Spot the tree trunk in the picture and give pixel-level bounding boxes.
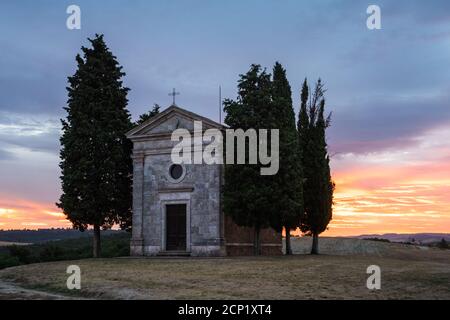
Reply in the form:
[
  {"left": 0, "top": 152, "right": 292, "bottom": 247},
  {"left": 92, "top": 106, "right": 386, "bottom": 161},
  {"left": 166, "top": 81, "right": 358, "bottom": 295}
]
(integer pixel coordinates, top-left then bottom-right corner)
[
  {"left": 254, "top": 227, "right": 261, "bottom": 256},
  {"left": 93, "top": 224, "right": 101, "bottom": 258},
  {"left": 311, "top": 233, "right": 319, "bottom": 255},
  {"left": 285, "top": 227, "right": 292, "bottom": 255}
]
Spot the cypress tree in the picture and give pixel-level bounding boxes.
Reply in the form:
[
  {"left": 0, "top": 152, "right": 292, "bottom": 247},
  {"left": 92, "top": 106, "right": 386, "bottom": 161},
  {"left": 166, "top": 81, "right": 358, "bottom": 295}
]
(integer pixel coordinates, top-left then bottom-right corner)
[
  {"left": 270, "top": 62, "right": 303, "bottom": 255},
  {"left": 298, "top": 79, "right": 334, "bottom": 254},
  {"left": 136, "top": 104, "right": 160, "bottom": 125},
  {"left": 58, "top": 34, "right": 132, "bottom": 258},
  {"left": 298, "top": 79, "right": 309, "bottom": 160},
  {"left": 223, "top": 64, "right": 275, "bottom": 255}
]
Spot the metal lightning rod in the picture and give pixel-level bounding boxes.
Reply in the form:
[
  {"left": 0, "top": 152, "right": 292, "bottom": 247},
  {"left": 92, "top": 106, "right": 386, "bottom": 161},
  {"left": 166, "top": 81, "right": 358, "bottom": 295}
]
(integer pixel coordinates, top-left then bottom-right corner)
[{"left": 219, "top": 85, "right": 222, "bottom": 124}]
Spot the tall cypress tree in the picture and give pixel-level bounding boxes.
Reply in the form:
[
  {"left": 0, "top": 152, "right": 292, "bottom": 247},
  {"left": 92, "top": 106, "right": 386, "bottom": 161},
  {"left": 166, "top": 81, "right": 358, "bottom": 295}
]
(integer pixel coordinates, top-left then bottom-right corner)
[
  {"left": 223, "top": 64, "right": 275, "bottom": 255},
  {"left": 58, "top": 34, "right": 132, "bottom": 258},
  {"left": 298, "top": 79, "right": 309, "bottom": 160},
  {"left": 270, "top": 62, "right": 303, "bottom": 255},
  {"left": 298, "top": 79, "right": 334, "bottom": 254}
]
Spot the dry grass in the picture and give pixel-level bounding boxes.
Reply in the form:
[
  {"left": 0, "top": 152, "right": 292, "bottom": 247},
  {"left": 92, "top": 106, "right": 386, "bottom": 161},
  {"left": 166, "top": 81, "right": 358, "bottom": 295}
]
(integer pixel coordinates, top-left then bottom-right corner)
[{"left": 0, "top": 238, "right": 449, "bottom": 300}]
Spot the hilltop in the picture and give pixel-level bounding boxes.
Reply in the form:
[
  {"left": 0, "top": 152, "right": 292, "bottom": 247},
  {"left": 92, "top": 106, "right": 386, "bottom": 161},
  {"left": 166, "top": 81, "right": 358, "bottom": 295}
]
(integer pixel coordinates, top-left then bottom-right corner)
[
  {"left": 0, "top": 237, "right": 448, "bottom": 299},
  {"left": 0, "top": 229, "right": 125, "bottom": 244},
  {"left": 351, "top": 233, "right": 450, "bottom": 244}
]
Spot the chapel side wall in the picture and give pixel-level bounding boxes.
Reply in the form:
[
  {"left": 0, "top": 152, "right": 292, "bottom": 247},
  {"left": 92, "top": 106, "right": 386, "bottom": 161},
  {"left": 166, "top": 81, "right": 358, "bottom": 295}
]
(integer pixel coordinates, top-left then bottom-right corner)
[{"left": 224, "top": 215, "right": 282, "bottom": 256}]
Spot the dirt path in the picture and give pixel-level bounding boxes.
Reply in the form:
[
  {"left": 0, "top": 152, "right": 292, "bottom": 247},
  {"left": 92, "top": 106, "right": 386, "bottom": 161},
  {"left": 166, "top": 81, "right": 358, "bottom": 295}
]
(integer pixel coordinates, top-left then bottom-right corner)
[{"left": 0, "top": 280, "right": 79, "bottom": 300}]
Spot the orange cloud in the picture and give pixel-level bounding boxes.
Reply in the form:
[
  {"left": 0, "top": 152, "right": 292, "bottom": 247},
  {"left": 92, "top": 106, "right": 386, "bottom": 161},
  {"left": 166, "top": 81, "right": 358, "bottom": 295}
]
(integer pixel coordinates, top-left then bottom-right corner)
[
  {"left": 0, "top": 194, "right": 71, "bottom": 230},
  {"left": 322, "top": 126, "right": 450, "bottom": 236}
]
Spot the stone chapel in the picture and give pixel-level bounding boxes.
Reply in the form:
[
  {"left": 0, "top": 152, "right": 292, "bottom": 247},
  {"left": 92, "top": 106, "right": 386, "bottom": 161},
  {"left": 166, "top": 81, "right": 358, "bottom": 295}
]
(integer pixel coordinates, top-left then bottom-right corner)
[{"left": 126, "top": 105, "right": 281, "bottom": 256}]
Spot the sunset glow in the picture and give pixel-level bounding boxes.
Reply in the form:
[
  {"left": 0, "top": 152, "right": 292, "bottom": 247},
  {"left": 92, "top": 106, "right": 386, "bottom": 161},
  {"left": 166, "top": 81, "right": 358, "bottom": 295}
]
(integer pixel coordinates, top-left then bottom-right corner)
[
  {"left": 1, "top": 1, "right": 449, "bottom": 237},
  {"left": 1, "top": 127, "right": 449, "bottom": 235},
  {"left": 0, "top": 195, "right": 70, "bottom": 230},
  {"left": 324, "top": 126, "right": 450, "bottom": 236},
  {"left": 1, "top": 127, "right": 450, "bottom": 234}
]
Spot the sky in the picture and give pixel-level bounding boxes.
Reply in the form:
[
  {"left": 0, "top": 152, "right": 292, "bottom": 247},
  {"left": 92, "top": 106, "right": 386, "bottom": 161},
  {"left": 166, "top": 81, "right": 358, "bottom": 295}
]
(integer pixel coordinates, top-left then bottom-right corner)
[{"left": 0, "top": 0, "right": 449, "bottom": 235}]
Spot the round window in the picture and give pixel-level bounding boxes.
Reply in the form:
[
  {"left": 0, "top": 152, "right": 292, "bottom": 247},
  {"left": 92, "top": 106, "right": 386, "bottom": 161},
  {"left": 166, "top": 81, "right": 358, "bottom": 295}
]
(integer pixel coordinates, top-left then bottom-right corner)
[{"left": 169, "top": 164, "right": 183, "bottom": 180}]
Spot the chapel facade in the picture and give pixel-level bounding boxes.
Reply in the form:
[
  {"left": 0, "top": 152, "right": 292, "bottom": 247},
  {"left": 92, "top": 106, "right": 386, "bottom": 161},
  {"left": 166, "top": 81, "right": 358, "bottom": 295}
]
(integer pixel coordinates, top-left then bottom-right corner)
[{"left": 126, "top": 105, "right": 281, "bottom": 256}]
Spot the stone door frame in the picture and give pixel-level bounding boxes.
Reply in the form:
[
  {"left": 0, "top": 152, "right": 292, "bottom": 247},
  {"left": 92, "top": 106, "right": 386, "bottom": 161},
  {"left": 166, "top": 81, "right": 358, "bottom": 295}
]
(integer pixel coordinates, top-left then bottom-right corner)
[{"left": 160, "top": 195, "right": 191, "bottom": 253}]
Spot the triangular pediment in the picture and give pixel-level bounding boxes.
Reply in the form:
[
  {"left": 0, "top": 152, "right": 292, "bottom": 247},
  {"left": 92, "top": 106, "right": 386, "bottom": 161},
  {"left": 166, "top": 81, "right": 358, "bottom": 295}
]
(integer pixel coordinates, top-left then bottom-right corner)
[{"left": 126, "top": 105, "right": 224, "bottom": 139}]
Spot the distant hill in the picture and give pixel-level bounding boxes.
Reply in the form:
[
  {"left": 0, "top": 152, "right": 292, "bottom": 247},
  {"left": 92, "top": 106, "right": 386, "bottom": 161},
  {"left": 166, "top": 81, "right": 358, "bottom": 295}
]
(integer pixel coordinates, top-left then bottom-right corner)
[
  {"left": 351, "top": 233, "right": 450, "bottom": 244},
  {"left": 288, "top": 237, "right": 450, "bottom": 262},
  {"left": 0, "top": 228, "right": 125, "bottom": 244},
  {"left": 0, "top": 232, "right": 131, "bottom": 269}
]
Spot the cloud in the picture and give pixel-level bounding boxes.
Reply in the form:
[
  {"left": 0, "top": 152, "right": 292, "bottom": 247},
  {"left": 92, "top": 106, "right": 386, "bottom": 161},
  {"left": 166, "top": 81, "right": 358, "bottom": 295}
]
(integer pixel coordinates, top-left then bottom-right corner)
[
  {"left": 0, "top": 148, "right": 15, "bottom": 161},
  {"left": 324, "top": 127, "right": 450, "bottom": 235},
  {"left": 1, "top": 0, "right": 450, "bottom": 234},
  {"left": 0, "top": 195, "right": 70, "bottom": 230},
  {"left": 383, "top": 0, "right": 450, "bottom": 26},
  {"left": 328, "top": 92, "right": 450, "bottom": 155},
  {"left": 0, "top": 112, "right": 60, "bottom": 154}
]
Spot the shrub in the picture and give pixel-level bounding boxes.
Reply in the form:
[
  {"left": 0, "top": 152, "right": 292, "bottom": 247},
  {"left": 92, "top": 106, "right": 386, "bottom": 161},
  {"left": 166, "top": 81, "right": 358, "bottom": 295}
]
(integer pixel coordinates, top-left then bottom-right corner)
[
  {"left": 364, "top": 237, "right": 390, "bottom": 243},
  {"left": 0, "top": 254, "right": 21, "bottom": 269},
  {"left": 437, "top": 238, "right": 449, "bottom": 249},
  {"left": 8, "top": 245, "right": 32, "bottom": 264},
  {"left": 39, "top": 244, "right": 64, "bottom": 261}
]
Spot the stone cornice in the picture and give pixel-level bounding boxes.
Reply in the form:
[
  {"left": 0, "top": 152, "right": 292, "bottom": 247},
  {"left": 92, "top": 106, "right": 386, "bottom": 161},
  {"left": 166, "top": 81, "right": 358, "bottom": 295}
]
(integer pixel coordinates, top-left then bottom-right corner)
[{"left": 158, "top": 187, "right": 194, "bottom": 193}]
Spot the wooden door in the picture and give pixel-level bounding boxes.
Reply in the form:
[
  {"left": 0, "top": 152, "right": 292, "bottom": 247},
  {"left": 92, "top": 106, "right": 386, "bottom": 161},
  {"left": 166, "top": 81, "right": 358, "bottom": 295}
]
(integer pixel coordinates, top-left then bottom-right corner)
[{"left": 166, "top": 204, "right": 187, "bottom": 251}]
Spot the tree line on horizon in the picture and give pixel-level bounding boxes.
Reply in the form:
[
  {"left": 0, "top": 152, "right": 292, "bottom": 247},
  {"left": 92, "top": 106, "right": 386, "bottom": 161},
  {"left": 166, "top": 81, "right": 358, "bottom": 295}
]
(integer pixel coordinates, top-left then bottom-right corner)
[{"left": 58, "top": 34, "right": 334, "bottom": 257}]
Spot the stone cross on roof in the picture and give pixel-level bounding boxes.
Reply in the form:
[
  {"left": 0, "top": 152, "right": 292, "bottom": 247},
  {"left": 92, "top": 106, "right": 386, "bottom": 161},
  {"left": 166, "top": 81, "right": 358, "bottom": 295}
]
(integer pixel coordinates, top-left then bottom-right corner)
[{"left": 168, "top": 88, "right": 180, "bottom": 105}]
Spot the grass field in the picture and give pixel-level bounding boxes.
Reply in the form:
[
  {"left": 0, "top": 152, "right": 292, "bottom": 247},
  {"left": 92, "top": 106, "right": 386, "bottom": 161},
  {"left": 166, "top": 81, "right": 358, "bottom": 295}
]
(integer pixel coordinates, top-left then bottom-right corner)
[{"left": 0, "top": 237, "right": 449, "bottom": 300}]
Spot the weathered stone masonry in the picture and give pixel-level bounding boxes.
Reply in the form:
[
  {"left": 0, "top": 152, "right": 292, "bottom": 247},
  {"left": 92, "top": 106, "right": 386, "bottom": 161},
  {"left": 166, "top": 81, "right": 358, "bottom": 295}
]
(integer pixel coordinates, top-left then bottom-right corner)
[{"left": 126, "top": 105, "right": 281, "bottom": 256}]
